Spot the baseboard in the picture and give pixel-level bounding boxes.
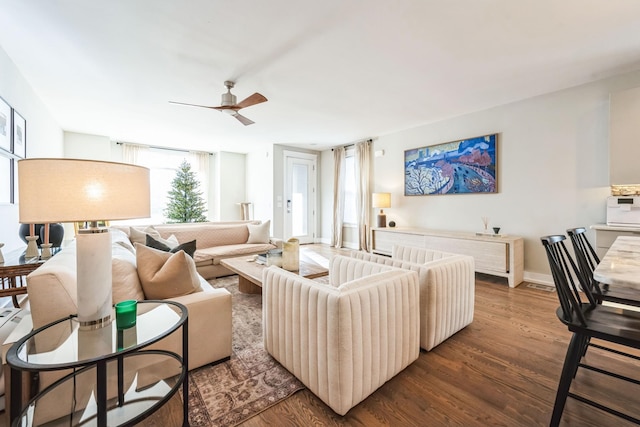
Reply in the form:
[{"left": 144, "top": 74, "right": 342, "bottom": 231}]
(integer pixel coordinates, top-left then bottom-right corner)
[{"left": 523, "top": 271, "right": 554, "bottom": 288}]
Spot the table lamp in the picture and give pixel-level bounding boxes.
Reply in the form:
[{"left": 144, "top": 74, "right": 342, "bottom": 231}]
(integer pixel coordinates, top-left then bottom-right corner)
[
  {"left": 372, "top": 192, "right": 391, "bottom": 228},
  {"left": 18, "top": 158, "right": 150, "bottom": 329}
]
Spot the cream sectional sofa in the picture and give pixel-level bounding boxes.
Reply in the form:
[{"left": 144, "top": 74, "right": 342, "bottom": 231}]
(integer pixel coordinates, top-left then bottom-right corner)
[
  {"left": 113, "top": 220, "right": 279, "bottom": 279},
  {"left": 350, "top": 245, "right": 475, "bottom": 351},
  {"left": 26, "top": 227, "right": 232, "bottom": 370}
]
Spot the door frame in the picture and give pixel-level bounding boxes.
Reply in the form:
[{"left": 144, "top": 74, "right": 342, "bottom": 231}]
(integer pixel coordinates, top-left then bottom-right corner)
[{"left": 283, "top": 150, "right": 317, "bottom": 243}]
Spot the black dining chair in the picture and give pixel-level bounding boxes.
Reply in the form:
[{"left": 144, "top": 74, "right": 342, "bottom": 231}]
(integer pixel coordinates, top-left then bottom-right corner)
[
  {"left": 541, "top": 234, "right": 640, "bottom": 426},
  {"left": 567, "top": 227, "right": 640, "bottom": 307}
]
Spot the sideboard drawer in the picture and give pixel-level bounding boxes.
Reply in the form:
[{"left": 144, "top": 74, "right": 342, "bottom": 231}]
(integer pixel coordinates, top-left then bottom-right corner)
[{"left": 424, "top": 236, "right": 508, "bottom": 273}]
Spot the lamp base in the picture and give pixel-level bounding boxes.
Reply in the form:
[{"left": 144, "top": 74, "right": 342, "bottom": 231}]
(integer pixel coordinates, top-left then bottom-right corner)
[
  {"left": 377, "top": 212, "right": 387, "bottom": 228},
  {"left": 25, "top": 236, "right": 39, "bottom": 258},
  {"left": 77, "top": 228, "right": 113, "bottom": 329}
]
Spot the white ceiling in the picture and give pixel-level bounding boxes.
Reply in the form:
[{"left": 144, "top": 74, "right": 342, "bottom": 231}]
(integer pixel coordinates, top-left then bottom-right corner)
[{"left": 1, "top": 0, "right": 640, "bottom": 154}]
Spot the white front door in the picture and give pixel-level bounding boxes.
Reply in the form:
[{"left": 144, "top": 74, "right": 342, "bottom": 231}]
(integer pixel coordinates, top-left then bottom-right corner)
[{"left": 284, "top": 152, "right": 317, "bottom": 243}]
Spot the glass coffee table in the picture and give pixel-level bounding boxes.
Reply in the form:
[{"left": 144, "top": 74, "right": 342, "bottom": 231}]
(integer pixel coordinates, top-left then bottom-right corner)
[{"left": 6, "top": 300, "right": 188, "bottom": 427}]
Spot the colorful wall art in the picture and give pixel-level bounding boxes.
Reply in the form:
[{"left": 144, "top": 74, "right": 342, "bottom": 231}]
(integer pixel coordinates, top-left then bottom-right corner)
[{"left": 404, "top": 134, "right": 497, "bottom": 196}]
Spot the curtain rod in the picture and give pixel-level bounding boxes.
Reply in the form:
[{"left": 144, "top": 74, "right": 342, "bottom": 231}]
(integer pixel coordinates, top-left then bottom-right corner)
[
  {"left": 116, "top": 141, "right": 213, "bottom": 155},
  {"left": 331, "top": 138, "right": 373, "bottom": 151}
]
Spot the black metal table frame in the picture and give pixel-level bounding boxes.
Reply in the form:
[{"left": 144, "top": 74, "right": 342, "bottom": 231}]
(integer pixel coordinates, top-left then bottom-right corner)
[{"left": 6, "top": 300, "right": 189, "bottom": 427}]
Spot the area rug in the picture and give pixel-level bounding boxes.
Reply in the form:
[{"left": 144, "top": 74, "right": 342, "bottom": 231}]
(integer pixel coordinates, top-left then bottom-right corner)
[{"left": 184, "top": 276, "right": 305, "bottom": 426}]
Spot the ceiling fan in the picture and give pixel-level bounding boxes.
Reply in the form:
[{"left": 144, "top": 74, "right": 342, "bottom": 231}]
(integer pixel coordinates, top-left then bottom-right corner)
[{"left": 170, "top": 81, "right": 267, "bottom": 126}]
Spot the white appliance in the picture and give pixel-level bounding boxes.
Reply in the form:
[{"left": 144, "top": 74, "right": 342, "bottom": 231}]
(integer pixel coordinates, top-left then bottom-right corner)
[{"left": 606, "top": 196, "right": 640, "bottom": 226}]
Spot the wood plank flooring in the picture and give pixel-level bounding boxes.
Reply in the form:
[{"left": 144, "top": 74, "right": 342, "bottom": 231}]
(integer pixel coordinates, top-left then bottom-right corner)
[{"left": 19, "top": 244, "right": 637, "bottom": 427}]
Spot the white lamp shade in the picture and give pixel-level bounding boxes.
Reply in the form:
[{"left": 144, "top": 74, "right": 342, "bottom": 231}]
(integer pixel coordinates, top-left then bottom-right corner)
[
  {"left": 18, "top": 158, "right": 150, "bottom": 328},
  {"left": 372, "top": 192, "right": 391, "bottom": 209},
  {"left": 18, "top": 158, "right": 150, "bottom": 223}
]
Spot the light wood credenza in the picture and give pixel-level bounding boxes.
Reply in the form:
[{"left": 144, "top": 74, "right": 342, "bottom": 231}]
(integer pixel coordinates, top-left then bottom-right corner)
[{"left": 371, "top": 227, "right": 524, "bottom": 287}]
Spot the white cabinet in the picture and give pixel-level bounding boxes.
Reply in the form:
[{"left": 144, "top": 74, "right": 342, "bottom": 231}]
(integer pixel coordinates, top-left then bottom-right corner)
[
  {"left": 610, "top": 86, "right": 640, "bottom": 185},
  {"left": 592, "top": 224, "right": 640, "bottom": 259},
  {"left": 371, "top": 227, "right": 524, "bottom": 287}
]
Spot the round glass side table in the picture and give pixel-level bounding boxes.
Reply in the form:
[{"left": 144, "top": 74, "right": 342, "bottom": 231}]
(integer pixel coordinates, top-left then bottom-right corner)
[{"left": 6, "top": 300, "right": 188, "bottom": 427}]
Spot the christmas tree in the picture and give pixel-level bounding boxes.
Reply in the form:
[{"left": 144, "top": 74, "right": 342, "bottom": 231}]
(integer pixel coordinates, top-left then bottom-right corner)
[{"left": 164, "top": 160, "right": 207, "bottom": 223}]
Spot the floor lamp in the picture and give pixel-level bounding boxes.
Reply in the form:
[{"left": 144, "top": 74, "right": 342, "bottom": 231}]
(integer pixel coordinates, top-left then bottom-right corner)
[
  {"left": 372, "top": 192, "right": 391, "bottom": 228},
  {"left": 18, "top": 158, "right": 150, "bottom": 329}
]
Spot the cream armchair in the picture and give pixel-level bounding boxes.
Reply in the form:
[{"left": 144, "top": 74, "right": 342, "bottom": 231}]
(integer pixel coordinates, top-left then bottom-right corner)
[
  {"left": 262, "top": 255, "right": 420, "bottom": 416},
  {"left": 351, "top": 245, "right": 475, "bottom": 351}
]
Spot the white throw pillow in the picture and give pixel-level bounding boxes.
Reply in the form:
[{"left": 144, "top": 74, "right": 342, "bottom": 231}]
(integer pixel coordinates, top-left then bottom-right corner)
[
  {"left": 129, "top": 226, "right": 162, "bottom": 245},
  {"left": 247, "top": 220, "right": 271, "bottom": 244}
]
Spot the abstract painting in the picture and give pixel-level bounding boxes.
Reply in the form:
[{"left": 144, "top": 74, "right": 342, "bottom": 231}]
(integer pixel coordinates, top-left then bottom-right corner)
[{"left": 405, "top": 134, "right": 497, "bottom": 195}]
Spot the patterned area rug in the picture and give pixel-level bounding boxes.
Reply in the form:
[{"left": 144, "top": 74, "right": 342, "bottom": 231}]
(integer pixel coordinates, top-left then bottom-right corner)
[{"left": 185, "top": 276, "right": 305, "bottom": 426}]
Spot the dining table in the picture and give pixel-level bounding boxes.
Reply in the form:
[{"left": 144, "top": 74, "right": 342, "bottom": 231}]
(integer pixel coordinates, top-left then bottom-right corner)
[{"left": 593, "top": 235, "right": 640, "bottom": 289}]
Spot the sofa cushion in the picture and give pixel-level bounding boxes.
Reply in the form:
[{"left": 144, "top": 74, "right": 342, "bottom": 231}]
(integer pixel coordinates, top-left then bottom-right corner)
[
  {"left": 247, "top": 220, "right": 270, "bottom": 244},
  {"left": 112, "top": 257, "right": 145, "bottom": 303},
  {"left": 194, "top": 243, "right": 276, "bottom": 264},
  {"left": 145, "top": 234, "right": 196, "bottom": 258},
  {"left": 135, "top": 243, "right": 201, "bottom": 299},
  {"left": 155, "top": 223, "right": 251, "bottom": 249}
]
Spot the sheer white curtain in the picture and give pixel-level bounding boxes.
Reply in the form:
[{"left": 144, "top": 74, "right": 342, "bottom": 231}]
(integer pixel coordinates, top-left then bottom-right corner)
[
  {"left": 190, "top": 151, "right": 210, "bottom": 205},
  {"left": 355, "top": 140, "right": 371, "bottom": 251},
  {"left": 121, "top": 143, "right": 149, "bottom": 165},
  {"left": 332, "top": 147, "right": 346, "bottom": 248}
]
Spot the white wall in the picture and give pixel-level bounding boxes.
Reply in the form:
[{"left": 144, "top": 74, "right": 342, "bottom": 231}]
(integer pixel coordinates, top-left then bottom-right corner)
[
  {"left": 64, "top": 132, "right": 112, "bottom": 160},
  {"left": 321, "top": 69, "right": 640, "bottom": 282},
  {"left": 246, "top": 147, "right": 274, "bottom": 224},
  {"left": 216, "top": 151, "right": 246, "bottom": 220},
  {"left": 0, "top": 46, "right": 63, "bottom": 252}
]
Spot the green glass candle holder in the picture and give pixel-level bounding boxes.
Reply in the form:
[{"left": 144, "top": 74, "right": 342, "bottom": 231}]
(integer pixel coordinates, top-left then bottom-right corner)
[{"left": 115, "top": 300, "right": 137, "bottom": 330}]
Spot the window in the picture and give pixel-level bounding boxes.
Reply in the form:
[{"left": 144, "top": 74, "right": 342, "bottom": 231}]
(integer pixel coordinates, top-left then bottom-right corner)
[
  {"left": 343, "top": 148, "right": 357, "bottom": 225},
  {"left": 116, "top": 147, "right": 209, "bottom": 225}
]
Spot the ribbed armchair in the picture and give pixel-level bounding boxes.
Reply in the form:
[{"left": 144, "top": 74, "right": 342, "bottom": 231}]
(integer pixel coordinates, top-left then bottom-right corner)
[
  {"left": 351, "top": 245, "right": 475, "bottom": 351},
  {"left": 262, "top": 255, "right": 420, "bottom": 416}
]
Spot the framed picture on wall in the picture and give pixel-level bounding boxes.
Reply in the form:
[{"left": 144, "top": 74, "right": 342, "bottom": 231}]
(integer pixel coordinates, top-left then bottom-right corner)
[
  {"left": 0, "top": 96, "right": 11, "bottom": 154},
  {"left": 12, "top": 109, "right": 26, "bottom": 158},
  {"left": 404, "top": 133, "right": 498, "bottom": 196},
  {"left": 0, "top": 154, "right": 11, "bottom": 204}
]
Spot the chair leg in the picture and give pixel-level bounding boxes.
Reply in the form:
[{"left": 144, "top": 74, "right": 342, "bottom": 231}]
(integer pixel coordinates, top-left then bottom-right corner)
[
  {"left": 575, "top": 335, "right": 590, "bottom": 378},
  {"left": 551, "top": 333, "right": 585, "bottom": 427}
]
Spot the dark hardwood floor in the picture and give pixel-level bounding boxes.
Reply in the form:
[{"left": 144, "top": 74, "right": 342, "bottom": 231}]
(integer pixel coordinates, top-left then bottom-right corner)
[{"left": 11, "top": 244, "right": 636, "bottom": 427}]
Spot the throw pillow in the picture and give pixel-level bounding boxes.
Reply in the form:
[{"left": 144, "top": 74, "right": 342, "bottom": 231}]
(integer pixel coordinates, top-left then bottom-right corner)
[
  {"left": 129, "top": 226, "right": 161, "bottom": 245},
  {"left": 247, "top": 220, "right": 271, "bottom": 244},
  {"left": 145, "top": 235, "right": 196, "bottom": 258},
  {"left": 135, "top": 243, "right": 201, "bottom": 300}
]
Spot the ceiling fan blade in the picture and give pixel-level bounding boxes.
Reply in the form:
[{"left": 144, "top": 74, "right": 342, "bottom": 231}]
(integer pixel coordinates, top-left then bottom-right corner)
[
  {"left": 232, "top": 112, "right": 255, "bottom": 126},
  {"left": 169, "top": 101, "right": 218, "bottom": 109},
  {"left": 236, "top": 93, "right": 267, "bottom": 109}
]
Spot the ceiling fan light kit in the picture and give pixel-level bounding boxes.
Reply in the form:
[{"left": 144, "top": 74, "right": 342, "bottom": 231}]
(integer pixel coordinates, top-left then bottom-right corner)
[{"left": 170, "top": 80, "right": 267, "bottom": 126}]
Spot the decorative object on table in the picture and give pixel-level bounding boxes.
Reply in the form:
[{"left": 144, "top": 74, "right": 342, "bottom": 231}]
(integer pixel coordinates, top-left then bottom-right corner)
[
  {"left": 282, "top": 238, "right": 300, "bottom": 271},
  {"left": 0, "top": 96, "right": 12, "bottom": 153},
  {"left": 481, "top": 216, "right": 489, "bottom": 232},
  {"left": 493, "top": 227, "right": 501, "bottom": 235},
  {"left": 0, "top": 242, "right": 4, "bottom": 264},
  {"left": 372, "top": 192, "right": 391, "bottom": 228},
  {"left": 389, "top": 220, "right": 396, "bottom": 228},
  {"left": 405, "top": 133, "right": 497, "bottom": 196},
  {"left": 24, "top": 223, "right": 39, "bottom": 259},
  {"left": 11, "top": 109, "right": 26, "bottom": 159},
  {"left": 19, "top": 223, "right": 65, "bottom": 248},
  {"left": 18, "top": 158, "right": 150, "bottom": 329},
  {"left": 39, "top": 223, "right": 64, "bottom": 247},
  {"left": 115, "top": 299, "right": 137, "bottom": 330},
  {"left": 266, "top": 249, "right": 283, "bottom": 267}
]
